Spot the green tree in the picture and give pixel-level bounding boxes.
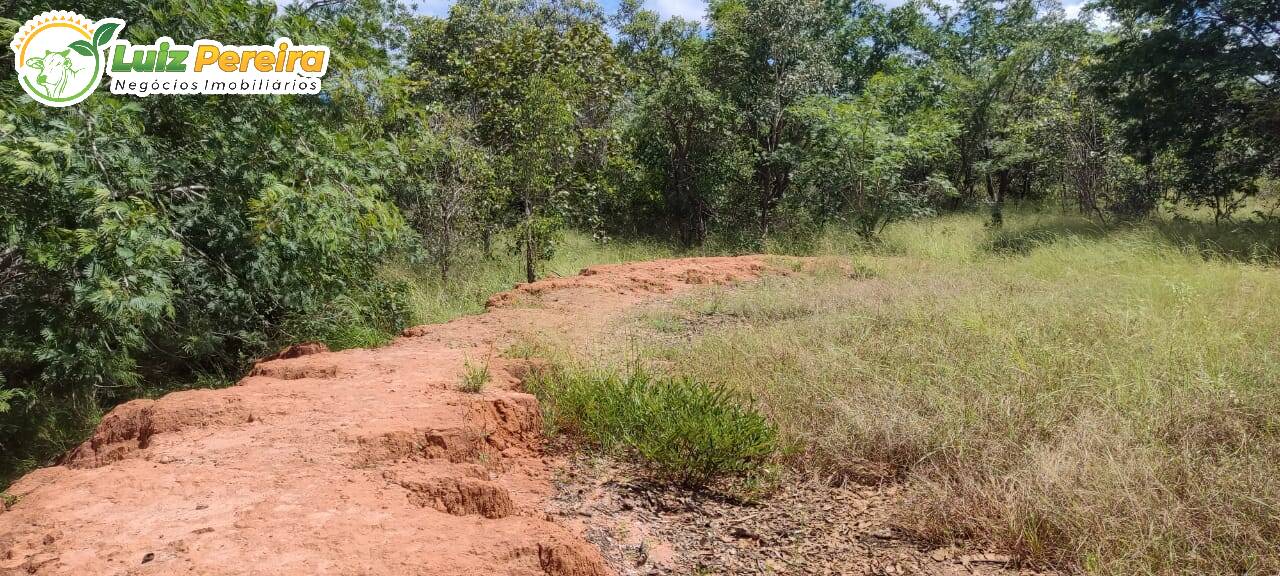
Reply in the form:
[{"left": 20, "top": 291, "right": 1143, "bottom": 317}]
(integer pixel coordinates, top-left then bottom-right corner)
[
  {"left": 704, "top": 0, "right": 840, "bottom": 242},
  {"left": 831, "top": 0, "right": 930, "bottom": 93},
  {"left": 922, "top": 0, "right": 1088, "bottom": 225},
  {"left": 385, "top": 103, "right": 495, "bottom": 280},
  {"left": 408, "top": 0, "right": 623, "bottom": 281},
  {"left": 614, "top": 0, "right": 748, "bottom": 246},
  {"left": 791, "top": 83, "right": 955, "bottom": 239},
  {"left": 1092, "top": 0, "right": 1280, "bottom": 222}
]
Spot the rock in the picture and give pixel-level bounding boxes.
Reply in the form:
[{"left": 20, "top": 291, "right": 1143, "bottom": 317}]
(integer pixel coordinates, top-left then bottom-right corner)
[{"left": 961, "top": 553, "right": 1012, "bottom": 564}]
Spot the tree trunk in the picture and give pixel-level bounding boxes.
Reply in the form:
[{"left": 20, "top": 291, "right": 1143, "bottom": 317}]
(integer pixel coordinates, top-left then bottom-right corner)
[
  {"left": 692, "top": 198, "right": 707, "bottom": 246},
  {"left": 757, "top": 112, "right": 790, "bottom": 247},
  {"left": 523, "top": 198, "right": 536, "bottom": 284},
  {"left": 439, "top": 222, "right": 452, "bottom": 282},
  {"left": 986, "top": 172, "right": 1003, "bottom": 227},
  {"left": 759, "top": 197, "right": 771, "bottom": 246},
  {"left": 757, "top": 164, "right": 788, "bottom": 247}
]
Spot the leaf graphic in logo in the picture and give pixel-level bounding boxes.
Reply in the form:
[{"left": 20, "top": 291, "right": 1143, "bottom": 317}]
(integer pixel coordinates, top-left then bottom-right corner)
[
  {"left": 69, "top": 40, "right": 95, "bottom": 57},
  {"left": 92, "top": 22, "right": 120, "bottom": 47}
]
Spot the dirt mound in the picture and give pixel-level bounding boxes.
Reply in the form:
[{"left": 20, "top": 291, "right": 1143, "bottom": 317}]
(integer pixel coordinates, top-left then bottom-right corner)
[
  {"left": 0, "top": 256, "right": 782, "bottom": 576},
  {"left": 64, "top": 391, "right": 256, "bottom": 470},
  {"left": 484, "top": 257, "right": 773, "bottom": 309}
]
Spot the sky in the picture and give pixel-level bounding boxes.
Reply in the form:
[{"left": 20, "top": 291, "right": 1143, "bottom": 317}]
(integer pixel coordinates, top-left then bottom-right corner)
[{"left": 410, "top": 0, "right": 1098, "bottom": 25}]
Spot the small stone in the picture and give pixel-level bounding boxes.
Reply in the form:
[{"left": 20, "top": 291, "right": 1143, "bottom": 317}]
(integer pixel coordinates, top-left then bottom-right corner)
[{"left": 961, "top": 553, "right": 1011, "bottom": 564}]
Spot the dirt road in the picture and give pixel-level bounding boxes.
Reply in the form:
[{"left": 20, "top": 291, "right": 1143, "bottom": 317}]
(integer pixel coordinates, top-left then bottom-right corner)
[{"left": 0, "top": 256, "right": 783, "bottom": 576}]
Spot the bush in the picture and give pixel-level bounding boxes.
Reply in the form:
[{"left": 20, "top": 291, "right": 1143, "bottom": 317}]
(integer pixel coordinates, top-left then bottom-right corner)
[
  {"left": 528, "top": 368, "right": 777, "bottom": 487},
  {"left": 0, "top": 0, "right": 416, "bottom": 483}
]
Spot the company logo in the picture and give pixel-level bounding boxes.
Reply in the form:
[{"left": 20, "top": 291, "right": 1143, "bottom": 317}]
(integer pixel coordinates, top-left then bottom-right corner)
[
  {"left": 10, "top": 11, "right": 120, "bottom": 107},
  {"left": 10, "top": 11, "right": 332, "bottom": 107}
]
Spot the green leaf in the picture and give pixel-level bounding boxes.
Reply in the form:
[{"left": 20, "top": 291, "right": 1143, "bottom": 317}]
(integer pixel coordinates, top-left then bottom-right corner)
[
  {"left": 92, "top": 22, "right": 120, "bottom": 47},
  {"left": 68, "top": 40, "right": 94, "bottom": 57}
]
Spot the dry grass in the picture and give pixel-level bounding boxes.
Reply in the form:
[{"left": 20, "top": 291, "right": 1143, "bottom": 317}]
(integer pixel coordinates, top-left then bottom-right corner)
[{"left": 620, "top": 211, "right": 1280, "bottom": 575}]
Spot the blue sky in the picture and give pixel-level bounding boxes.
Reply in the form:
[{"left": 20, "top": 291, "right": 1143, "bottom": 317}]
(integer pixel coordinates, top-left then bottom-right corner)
[{"left": 410, "top": 0, "right": 1097, "bottom": 24}]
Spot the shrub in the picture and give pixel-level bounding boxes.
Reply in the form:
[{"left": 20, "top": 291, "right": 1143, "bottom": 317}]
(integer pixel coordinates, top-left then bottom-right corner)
[
  {"left": 0, "top": 0, "right": 416, "bottom": 483},
  {"left": 528, "top": 368, "right": 777, "bottom": 487}
]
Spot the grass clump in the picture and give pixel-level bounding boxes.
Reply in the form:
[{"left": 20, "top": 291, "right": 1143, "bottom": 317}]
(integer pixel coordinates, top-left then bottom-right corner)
[
  {"left": 527, "top": 368, "right": 777, "bottom": 488},
  {"left": 459, "top": 361, "right": 490, "bottom": 393}
]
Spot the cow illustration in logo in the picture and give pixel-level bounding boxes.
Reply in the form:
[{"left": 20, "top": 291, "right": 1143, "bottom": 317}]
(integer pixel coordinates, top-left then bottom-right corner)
[
  {"left": 9, "top": 11, "right": 123, "bottom": 107},
  {"left": 27, "top": 49, "right": 81, "bottom": 96}
]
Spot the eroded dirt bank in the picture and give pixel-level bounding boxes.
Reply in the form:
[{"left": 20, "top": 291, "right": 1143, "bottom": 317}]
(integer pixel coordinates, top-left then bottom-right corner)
[{"left": 0, "top": 257, "right": 783, "bottom": 576}]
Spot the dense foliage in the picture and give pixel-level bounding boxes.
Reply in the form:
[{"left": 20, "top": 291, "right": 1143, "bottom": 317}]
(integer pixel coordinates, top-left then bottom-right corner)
[
  {"left": 1, "top": 0, "right": 416, "bottom": 477},
  {"left": 1093, "top": 0, "right": 1280, "bottom": 222},
  {"left": 1, "top": 0, "right": 1276, "bottom": 501}
]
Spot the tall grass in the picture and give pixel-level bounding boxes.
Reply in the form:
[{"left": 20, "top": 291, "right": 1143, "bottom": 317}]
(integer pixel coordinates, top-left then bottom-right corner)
[{"left": 621, "top": 212, "right": 1280, "bottom": 575}]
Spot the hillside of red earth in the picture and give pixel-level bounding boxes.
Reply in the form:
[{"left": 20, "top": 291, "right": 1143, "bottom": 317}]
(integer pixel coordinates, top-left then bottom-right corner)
[{"left": 0, "top": 256, "right": 1043, "bottom": 576}]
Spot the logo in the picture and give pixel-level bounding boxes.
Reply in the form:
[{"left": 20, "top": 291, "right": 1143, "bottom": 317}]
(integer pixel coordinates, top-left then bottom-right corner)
[
  {"left": 10, "top": 11, "right": 121, "bottom": 107},
  {"left": 11, "top": 11, "right": 332, "bottom": 107}
]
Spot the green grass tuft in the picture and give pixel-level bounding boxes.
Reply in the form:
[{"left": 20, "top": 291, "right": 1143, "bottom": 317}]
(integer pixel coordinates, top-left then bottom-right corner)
[
  {"left": 459, "top": 361, "right": 490, "bottom": 393},
  {"left": 527, "top": 368, "right": 777, "bottom": 488}
]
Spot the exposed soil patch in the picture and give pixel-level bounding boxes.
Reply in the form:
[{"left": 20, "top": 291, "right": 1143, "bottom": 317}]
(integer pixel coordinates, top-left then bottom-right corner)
[
  {"left": 0, "top": 256, "right": 785, "bottom": 576},
  {"left": 549, "top": 455, "right": 1053, "bottom": 576}
]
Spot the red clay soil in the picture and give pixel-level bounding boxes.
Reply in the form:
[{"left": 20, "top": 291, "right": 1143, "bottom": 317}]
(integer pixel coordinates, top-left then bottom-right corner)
[{"left": 0, "top": 256, "right": 784, "bottom": 576}]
